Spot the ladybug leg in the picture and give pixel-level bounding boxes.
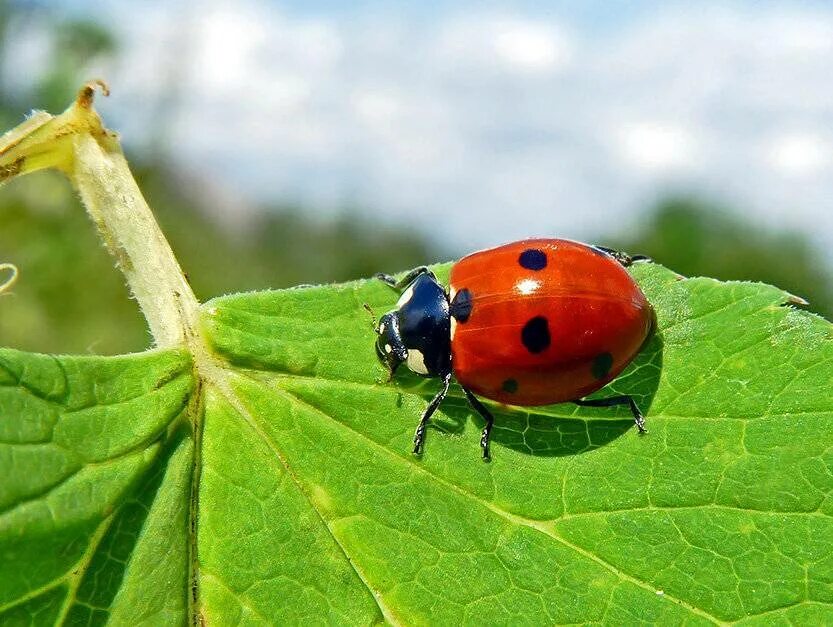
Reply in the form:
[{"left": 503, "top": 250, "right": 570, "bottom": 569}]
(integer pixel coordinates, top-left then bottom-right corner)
[
  {"left": 573, "top": 396, "right": 647, "bottom": 433},
  {"left": 375, "top": 266, "right": 436, "bottom": 290},
  {"left": 413, "top": 372, "right": 452, "bottom": 455},
  {"left": 462, "top": 387, "right": 495, "bottom": 461},
  {"left": 593, "top": 246, "right": 652, "bottom": 267}
]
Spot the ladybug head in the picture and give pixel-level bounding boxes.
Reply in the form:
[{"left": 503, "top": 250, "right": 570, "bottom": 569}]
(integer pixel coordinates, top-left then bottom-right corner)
[
  {"left": 375, "top": 312, "right": 408, "bottom": 375},
  {"left": 373, "top": 273, "right": 452, "bottom": 379}
]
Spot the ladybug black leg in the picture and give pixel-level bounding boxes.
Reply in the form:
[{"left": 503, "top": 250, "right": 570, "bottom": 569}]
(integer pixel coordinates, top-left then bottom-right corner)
[
  {"left": 593, "top": 246, "right": 652, "bottom": 268},
  {"left": 573, "top": 396, "right": 647, "bottom": 433},
  {"left": 375, "top": 266, "right": 436, "bottom": 290},
  {"left": 462, "top": 387, "right": 495, "bottom": 460},
  {"left": 413, "top": 372, "right": 452, "bottom": 455}
]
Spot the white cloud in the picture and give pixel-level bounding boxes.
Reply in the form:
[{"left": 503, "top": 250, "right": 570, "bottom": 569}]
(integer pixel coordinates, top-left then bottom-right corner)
[
  {"left": 84, "top": 1, "right": 833, "bottom": 253},
  {"left": 194, "top": 7, "right": 267, "bottom": 90},
  {"left": 619, "top": 122, "right": 698, "bottom": 172},
  {"left": 766, "top": 133, "right": 830, "bottom": 177},
  {"left": 493, "top": 21, "right": 572, "bottom": 72},
  {"left": 435, "top": 15, "right": 573, "bottom": 76}
]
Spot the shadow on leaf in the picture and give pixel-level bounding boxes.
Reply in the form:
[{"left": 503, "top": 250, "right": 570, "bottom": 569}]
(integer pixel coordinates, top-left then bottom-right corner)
[{"left": 415, "top": 330, "right": 664, "bottom": 457}]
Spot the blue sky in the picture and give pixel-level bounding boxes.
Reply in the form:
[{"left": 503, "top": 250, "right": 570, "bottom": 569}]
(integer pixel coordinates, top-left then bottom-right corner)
[
  {"left": 24, "top": 0, "right": 833, "bottom": 253},
  {"left": 274, "top": 1, "right": 833, "bottom": 34}
]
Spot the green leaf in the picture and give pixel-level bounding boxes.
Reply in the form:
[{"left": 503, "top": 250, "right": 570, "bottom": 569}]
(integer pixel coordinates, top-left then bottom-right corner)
[
  {"left": 0, "top": 350, "right": 193, "bottom": 625},
  {"left": 7, "top": 261, "right": 830, "bottom": 624},
  {"left": 191, "top": 263, "right": 833, "bottom": 624}
]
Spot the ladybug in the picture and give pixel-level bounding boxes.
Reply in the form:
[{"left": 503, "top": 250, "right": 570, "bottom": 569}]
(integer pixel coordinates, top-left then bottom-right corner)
[{"left": 370, "top": 238, "right": 654, "bottom": 459}]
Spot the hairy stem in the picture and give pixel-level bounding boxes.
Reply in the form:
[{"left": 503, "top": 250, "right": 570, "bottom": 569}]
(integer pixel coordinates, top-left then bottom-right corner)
[{"left": 0, "top": 82, "right": 198, "bottom": 348}]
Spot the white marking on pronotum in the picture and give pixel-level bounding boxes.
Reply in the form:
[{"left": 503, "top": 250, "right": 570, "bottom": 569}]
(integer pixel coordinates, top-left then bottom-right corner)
[
  {"left": 450, "top": 316, "right": 457, "bottom": 340},
  {"left": 397, "top": 284, "right": 416, "bottom": 308},
  {"left": 406, "top": 349, "right": 429, "bottom": 375},
  {"left": 379, "top": 322, "right": 386, "bottom": 334},
  {"left": 384, "top": 344, "right": 392, "bottom": 353}
]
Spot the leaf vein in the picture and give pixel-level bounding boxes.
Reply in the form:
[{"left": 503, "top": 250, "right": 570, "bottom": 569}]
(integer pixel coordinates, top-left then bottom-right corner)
[{"left": 206, "top": 376, "right": 399, "bottom": 626}]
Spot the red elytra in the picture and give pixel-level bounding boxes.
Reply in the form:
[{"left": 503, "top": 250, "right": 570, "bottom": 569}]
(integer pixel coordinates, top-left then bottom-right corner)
[
  {"left": 449, "top": 238, "right": 654, "bottom": 405},
  {"left": 371, "top": 237, "right": 655, "bottom": 459}
]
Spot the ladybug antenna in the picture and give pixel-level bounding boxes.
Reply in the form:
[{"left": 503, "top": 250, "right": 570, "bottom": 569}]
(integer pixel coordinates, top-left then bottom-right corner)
[{"left": 362, "top": 303, "right": 378, "bottom": 330}]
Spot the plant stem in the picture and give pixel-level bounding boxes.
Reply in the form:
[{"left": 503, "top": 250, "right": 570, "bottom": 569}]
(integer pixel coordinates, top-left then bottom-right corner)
[{"left": 0, "top": 82, "right": 199, "bottom": 348}]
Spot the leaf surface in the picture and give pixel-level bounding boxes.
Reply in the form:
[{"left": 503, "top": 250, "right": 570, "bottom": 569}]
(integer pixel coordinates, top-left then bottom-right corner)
[
  {"left": 0, "top": 349, "right": 193, "bottom": 624},
  {"left": 2, "top": 263, "right": 833, "bottom": 625}
]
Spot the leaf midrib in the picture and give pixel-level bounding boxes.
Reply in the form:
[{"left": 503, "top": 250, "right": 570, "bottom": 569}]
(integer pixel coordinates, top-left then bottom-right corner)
[{"left": 201, "top": 370, "right": 396, "bottom": 626}]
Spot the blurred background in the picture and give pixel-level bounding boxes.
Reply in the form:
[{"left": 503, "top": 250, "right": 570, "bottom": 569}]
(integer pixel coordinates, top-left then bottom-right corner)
[{"left": 1, "top": 0, "right": 832, "bottom": 354}]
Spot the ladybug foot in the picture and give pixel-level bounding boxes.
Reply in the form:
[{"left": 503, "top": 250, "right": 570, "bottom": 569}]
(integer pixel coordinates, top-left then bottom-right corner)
[
  {"left": 573, "top": 395, "right": 648, "bottom": 434},
  {"left": 480, "top": 433, "right": 491, "bottom": 461},
  {"left": 462, "top": 387, "right": 496, "bottom": 461},
  {"left": 413, "top": 428, "right": 425, "bottom": 455}
]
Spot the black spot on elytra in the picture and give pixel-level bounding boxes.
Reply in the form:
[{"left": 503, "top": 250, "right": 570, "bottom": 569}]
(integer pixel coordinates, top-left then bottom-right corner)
[
  {"left": 521, "top": 316, "right": 550, "bottom": 354},
  {"left": 451, "top": 288, "right": 473, "bottom": 322},
  {"left": 501, "top": 378, "right": 518, "bottom": 393},
  {"left": 592, "top": 352, "right": 614, "bottom": 380},
  {"left": 518, "top": 248, "right": 547, "bottom": 271}
]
